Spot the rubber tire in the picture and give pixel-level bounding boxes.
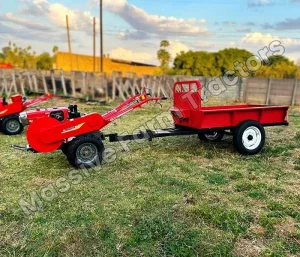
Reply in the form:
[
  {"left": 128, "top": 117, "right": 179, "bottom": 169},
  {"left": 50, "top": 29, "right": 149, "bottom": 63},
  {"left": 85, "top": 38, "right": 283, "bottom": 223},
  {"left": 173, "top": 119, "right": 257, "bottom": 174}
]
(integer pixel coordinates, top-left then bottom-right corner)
[
  {"left": 198, "top": 131, "right": 225, "bottom": 142},
  {"left": 233, "top": 120, "right": 265, "bottom": 155},
  {"left": 1, "top": 114, "right": 24, "bottom": 135},
  {"left": 66, "top": 133, "right": 104, "bottom": 169},
  {"left": 60, "top": 143, "right": 69, "bottom": 156}
]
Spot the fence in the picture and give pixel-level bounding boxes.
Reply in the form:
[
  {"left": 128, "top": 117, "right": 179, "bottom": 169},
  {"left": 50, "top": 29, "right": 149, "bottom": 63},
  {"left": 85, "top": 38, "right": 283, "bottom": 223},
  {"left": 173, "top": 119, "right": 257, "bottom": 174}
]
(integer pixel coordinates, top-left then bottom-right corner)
[{"left": 0, "top": 69, "right": 299, "bottom": 105}]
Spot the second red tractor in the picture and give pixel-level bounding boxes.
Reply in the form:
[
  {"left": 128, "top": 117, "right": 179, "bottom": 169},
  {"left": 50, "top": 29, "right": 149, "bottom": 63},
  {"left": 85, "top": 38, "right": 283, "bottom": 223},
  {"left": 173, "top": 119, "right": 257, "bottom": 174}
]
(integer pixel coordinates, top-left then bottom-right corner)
[{"left": 0, "top": 93, "right": 53, "bottom": 135}]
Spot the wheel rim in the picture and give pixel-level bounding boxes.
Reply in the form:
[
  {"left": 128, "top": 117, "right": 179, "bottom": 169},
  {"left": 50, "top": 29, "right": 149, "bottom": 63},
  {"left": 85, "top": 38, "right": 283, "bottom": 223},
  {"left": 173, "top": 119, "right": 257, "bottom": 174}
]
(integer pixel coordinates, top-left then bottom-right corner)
[
  {"left": 205, "top": 132, "right": 220, "bottom": 141},
  {"left": 242, "top": 126, "right": 262, "bottom": 150},
  {"left": 6, "top": 119, "right": 21, "bottom": 133},
  {"left": 76, "top": 143, "right": 98, "bottom": 165}
]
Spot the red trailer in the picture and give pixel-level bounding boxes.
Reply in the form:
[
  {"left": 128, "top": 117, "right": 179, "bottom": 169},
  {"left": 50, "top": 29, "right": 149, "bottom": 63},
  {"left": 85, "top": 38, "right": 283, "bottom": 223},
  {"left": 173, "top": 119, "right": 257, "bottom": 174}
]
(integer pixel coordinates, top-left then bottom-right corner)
[{"left": 14, "top": 81, "right": 289, "bottom": 168}]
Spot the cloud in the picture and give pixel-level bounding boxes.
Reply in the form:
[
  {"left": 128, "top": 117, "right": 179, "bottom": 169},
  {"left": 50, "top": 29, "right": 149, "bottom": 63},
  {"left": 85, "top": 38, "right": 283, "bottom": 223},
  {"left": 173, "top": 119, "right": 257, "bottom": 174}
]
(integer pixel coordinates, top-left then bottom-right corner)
[
  {"left": 20, "top": 0, "right": 96, "bottom": 32},
  {"left": 118, "top": 30, "right": 151, "bottom": 40},
  {"left": 0, "top": 21, "right": 65, "bottom": 42},
  {"left": 99, "top": 0, "right": 208, "bottom": 37},
  {"left": 263, "top": 17, "right": 300, "bottom": 30},
  {"left": 241, "top": 32, "right": 300, "bottom": 46},
  {"left": 248, "top": 0, "right": 273, "bottom": 7},
  {"left": 20, "top": 0, "right": 49, "bottom": 16},
  {"left": 223, "top": 21, "right": 237, "bottom": 27},
  {"left": 248, "top": 0, "right": 299, "bottom": 7},
  {"left": 236, "top": 28, "right": 252, "bottom": 33},
  {"left": 169, "top": 42, "right": 189, "bottom": 58},
  {"left": 0, "top": 12, "right": 53, "bottom": 31},
  {"left": 109, "top": 48, "right": 153, "bottom": 63}
]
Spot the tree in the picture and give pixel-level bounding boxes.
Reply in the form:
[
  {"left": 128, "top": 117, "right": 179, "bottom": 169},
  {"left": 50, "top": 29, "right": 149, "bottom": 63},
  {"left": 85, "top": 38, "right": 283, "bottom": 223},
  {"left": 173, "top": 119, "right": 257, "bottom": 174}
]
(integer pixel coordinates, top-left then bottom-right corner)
[
  {"left": 52, "top": 46, "right": 59, "bottom": 64},
  {"left": 255, "top": 56, "right": 298, "bottom": 78},
  {"left": 36, "top": 52, "right": 53, "bottom": 70},
  {"left": 52, "top": 46, "right": 59, "bottom": 54},
  {"left": 157, "top": 40, "right": 171, "bottom": 70},
  {"left": 215, "top": 48, "right": 253, "bottom": 74},
  {"left": 157, "top": 49, "right": 171, "bottom": 69},
  {"left": 160, "top": 40, "right": 170, "bottom": 49}
]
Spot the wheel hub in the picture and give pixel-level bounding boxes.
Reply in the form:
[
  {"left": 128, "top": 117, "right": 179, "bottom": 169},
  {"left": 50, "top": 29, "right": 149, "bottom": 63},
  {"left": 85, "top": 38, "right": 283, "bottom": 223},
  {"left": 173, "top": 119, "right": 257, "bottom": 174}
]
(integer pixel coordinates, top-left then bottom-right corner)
[
  {"left": 242, "top": 126, "right": 262, "bottom": 150},
  {"left": 7, "top": 120, "right": 20, "bottom": 133},
  {"left": 76, "top": 143, "right": 98, "bottom": 164}
]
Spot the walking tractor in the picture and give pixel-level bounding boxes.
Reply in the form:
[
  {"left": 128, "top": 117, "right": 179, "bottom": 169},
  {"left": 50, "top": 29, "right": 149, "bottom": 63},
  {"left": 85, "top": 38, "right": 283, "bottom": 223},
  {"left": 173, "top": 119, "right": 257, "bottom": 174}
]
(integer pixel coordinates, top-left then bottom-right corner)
[
  {"left": 0, "top": 93, "right": 54, "bottom": 135},
  {"left": 13, "top": 81, "right": 289, "bottom": 168}
]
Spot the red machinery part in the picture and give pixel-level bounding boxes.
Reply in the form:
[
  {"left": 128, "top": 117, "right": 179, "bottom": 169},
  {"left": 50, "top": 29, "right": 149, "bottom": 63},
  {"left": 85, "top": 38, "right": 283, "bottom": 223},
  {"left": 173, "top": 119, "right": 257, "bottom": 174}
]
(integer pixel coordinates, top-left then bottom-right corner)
[
  {"left": 27, "top": 113, "right": 105, "bottom": 153},
  {"left": 0, "top": 63, "right": 13, "bottom": 69},
  {"left": 27, "top": 117, "right": 63, "bottom": 152},
  {"left": 24, "top": 93, "right": 161, "bottom": 153}
]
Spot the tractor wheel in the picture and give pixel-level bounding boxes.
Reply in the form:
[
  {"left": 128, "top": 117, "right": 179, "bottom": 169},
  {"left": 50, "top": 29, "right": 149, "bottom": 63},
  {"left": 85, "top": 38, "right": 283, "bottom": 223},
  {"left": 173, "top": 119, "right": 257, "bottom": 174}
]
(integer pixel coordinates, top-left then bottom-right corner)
[
  {"left": 233, "top": 120, "right": 265, "bottom": 155},
  {"left": 1, "top": 114, "right": 24, "bottom": 135},
  {"left": 198, "top": 131, "right": 225, "bottom": 142},
  {"left": 66, "top": 133, "right": 104, "bottom": 168},
  {"left": 60, "top": 143, "right": 69, "bottom": 156}
]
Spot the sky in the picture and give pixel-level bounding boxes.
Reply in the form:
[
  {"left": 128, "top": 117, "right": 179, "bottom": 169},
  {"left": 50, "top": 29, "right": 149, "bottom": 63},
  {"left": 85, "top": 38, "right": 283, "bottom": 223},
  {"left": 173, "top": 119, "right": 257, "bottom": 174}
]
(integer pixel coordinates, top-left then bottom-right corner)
[{"left": 0, "top": 0, "right": 300, "bottom": 65}]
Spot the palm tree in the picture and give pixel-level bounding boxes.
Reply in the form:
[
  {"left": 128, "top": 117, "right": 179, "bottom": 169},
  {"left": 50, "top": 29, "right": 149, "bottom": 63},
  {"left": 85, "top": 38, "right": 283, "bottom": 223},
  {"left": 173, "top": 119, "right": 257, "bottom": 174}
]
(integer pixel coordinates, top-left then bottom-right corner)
[
  {"left": 160, "top": 40, "right": 170, "bottom": 49},
  {"left": 52, "top": 46, "right": 59, "bottom": 54}
]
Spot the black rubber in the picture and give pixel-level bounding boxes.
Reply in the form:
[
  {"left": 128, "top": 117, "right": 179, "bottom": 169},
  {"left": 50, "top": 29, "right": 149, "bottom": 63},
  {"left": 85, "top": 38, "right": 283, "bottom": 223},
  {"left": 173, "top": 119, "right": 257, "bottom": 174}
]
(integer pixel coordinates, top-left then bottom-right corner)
[
  {"left": 66, "top": 133, "right": 104, "bottom": 168},
  {"left": 60, "top": 143, "right": 69, "bottom": 156},
  {"left": 198, "top": 131, "right": 225, "bottom": 142},
  {"left": 233, "top": 120, "right": 265, "bottom": 155},
  {"left": 1, "top": 114, "right": 24, "bottom": 135}
]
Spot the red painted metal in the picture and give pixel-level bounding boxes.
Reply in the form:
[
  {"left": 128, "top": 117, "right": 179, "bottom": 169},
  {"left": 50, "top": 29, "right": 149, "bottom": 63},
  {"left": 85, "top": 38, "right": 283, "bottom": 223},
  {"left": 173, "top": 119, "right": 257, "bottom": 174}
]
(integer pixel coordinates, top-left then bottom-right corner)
[
  {"left": 0, "top": 93, "right": 54, "bottom": 119},
  {"left": 0, "top": 63, "right": 13, "bottom": 69},
  {"left": 25, "top": 93, "right": 162, "bottom": 153},
  {"left": 170, "top": 81, "right": 289, "bottom": 129},
  {"left": 26, "top": 107, "right": 69, "bottom": 125},
  {"left": 22, "top": 81, "right": 289, "bottom": 154}
]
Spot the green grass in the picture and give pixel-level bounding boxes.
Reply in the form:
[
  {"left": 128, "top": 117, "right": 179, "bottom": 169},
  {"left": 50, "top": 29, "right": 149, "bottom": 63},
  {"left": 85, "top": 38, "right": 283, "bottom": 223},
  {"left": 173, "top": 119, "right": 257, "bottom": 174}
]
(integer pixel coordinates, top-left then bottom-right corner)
[{"left": 0, "top": 99, "right": 299, "bottom": 257}]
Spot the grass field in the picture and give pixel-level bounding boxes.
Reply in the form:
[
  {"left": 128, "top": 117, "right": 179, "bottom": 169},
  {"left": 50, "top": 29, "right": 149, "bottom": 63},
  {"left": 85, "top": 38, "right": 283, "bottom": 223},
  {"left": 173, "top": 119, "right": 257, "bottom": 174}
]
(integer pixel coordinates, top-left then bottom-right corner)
[{"left": 0, "top": 98, "right": 299, "bottom": 257}]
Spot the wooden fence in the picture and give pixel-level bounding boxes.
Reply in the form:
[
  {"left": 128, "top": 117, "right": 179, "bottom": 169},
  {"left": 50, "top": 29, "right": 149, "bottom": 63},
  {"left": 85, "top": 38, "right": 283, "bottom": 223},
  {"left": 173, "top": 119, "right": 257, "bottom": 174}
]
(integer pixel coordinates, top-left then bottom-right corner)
[{"left": 0, "top": 69, "right": 299, "bottom": 105}]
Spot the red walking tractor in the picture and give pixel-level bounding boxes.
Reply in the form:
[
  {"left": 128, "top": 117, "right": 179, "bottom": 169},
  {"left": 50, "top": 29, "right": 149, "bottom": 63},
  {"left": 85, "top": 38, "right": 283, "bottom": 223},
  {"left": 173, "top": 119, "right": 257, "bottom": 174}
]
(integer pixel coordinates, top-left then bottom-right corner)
[
  {"left": 13, "top": 81, "right": 289, "bottom": 168},
  {"left": 0, "top": 93, "right": 53, "bottom": 135}
]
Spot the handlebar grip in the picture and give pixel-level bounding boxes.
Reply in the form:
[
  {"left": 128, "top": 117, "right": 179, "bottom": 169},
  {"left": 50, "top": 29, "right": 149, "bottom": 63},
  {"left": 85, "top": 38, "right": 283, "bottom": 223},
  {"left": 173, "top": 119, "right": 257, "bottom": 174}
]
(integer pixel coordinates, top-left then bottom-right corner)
[{"left": 161, "top": 97, "right": 168, "bottom": 100}]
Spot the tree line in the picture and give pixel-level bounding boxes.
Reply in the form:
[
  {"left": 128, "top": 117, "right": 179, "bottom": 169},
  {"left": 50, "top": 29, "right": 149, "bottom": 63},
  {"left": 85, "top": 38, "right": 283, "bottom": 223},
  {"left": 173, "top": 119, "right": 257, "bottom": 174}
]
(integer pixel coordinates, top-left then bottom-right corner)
[
  {"left": 0, "top": 42, "right": 58, "bottom": 70},
  {"left": 157, "top": 40, "right": 300, "bottom": 79}
]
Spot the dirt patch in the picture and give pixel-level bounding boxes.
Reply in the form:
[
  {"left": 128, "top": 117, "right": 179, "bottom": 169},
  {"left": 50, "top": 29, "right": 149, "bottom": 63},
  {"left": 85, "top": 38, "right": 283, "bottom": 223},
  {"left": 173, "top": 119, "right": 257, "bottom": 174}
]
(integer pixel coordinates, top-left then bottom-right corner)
[
  {"left": 275, "top": 217, "right": 297, "bottom": 237},
  {"left": 232, "top": 238, "right": 266, "bottom": 257}
]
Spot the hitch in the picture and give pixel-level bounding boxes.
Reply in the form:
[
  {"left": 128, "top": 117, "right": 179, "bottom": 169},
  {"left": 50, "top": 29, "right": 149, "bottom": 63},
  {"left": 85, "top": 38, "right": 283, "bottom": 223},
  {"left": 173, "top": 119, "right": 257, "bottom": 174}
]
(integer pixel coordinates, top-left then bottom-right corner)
[{"left": 12, "top": 144, "right": 36, "bottom": 152}]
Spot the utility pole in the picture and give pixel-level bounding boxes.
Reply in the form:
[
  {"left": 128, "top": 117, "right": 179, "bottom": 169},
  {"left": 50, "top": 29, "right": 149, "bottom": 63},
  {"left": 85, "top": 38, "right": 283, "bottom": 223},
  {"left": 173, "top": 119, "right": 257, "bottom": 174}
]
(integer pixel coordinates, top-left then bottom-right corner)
[
  {"left": 100, "top": 0, "right": 104, "bottom": 73},
  {"left": 66, "top": 15, "right": 73, "bottom": 70},
  {"left": 93, "top": 17, "right": 96, "bottom": 72}
]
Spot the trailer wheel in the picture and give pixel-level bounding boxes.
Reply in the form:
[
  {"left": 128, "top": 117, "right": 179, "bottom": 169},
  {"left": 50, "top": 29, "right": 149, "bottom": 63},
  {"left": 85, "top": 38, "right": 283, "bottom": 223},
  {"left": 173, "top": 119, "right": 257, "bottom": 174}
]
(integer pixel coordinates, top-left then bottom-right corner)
[
  {"left": 66, "top": 133, "right": 104, "bottom": 168},
  {"left": 233, "top": 121, "right": 265, "bottom": 155},
  {"left": 198, "top": 131, "right": 225, "bottom": 142},
  {"left": 1, "top": 114, "right": 23, "bottom": 135}
]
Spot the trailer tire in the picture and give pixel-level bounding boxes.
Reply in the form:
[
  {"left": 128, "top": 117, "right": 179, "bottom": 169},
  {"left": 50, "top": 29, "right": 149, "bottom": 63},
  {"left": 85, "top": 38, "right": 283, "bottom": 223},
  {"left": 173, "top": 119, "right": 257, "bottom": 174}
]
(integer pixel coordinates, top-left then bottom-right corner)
[
  {"left": 198, "top": 131, "right": 225, "bottom": 142},
  {"left": 1, "top": 114, "right": 24, "bottom": 135},
  {"left": 66, "top": 133, "right": 104, "bottom": 168},
  {"left": 233, "top": 120, "right": 265, "bottom": 155}
]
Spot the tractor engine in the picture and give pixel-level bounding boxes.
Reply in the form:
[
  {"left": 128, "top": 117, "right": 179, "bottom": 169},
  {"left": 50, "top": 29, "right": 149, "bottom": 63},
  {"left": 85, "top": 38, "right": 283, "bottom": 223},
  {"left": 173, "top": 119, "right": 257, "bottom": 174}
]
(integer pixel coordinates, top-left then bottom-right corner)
[
  {"left": 19, "top": 105, "right": 82, "bottom": 126},
  {"left": 19, "top": 107, "right": 68, "bottom": 126}
]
